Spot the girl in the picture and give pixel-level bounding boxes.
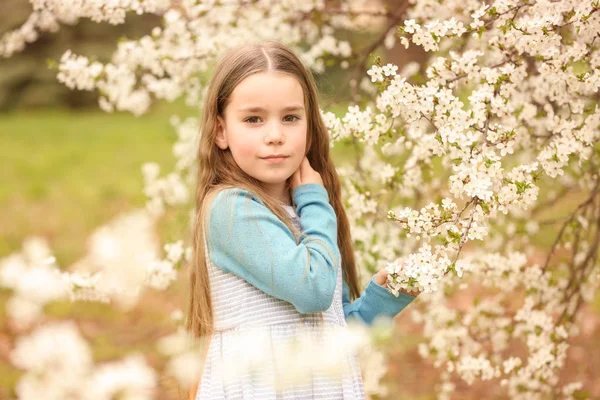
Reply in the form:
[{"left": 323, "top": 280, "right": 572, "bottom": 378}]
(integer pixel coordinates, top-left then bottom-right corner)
[{"left": 187, "top": 39, "right": 419, "bottom": 399}]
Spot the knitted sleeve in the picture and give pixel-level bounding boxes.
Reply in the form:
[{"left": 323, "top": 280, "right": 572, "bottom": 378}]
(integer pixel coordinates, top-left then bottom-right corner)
[
  {"left": 206, "top": 183, "right": 340, "bottom": 314},
  {"left": 342, "top": 271, "right": 418, "bottom": 325}
]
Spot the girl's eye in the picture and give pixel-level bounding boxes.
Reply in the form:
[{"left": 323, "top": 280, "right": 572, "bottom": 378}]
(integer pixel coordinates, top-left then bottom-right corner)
[{"left": 284, "top": 115, "right": 300, "bottom": 122}]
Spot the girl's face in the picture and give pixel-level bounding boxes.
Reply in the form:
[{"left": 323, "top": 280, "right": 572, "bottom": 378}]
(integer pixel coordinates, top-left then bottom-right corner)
[{"left": 216, "top": 71, "right": 308, "bottom": 197}]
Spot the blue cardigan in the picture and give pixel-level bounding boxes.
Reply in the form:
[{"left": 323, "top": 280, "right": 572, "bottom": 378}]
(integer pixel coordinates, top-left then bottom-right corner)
[{"left": 206, "top": 183, "right": 417, "bottom": 325}]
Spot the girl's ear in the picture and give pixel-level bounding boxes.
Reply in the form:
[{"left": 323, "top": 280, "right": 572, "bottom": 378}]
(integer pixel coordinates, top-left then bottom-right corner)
[{"left": 215, "top": 116, "right": 229, "bottom": 150}]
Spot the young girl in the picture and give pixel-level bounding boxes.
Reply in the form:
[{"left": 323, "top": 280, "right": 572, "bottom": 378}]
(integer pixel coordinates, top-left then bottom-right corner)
[{"left": 187, "top": 40, "right": 419, "bottom": 399}]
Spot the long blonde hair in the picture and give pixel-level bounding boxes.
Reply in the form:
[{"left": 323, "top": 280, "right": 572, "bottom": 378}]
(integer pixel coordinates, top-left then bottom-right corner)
[{"left": 187, "top": 40, "right": 361, "bottom": 338}]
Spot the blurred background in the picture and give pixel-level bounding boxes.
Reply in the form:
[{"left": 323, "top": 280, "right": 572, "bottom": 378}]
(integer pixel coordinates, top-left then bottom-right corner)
[
  {"left": 0, "top": 1, "right": 425, "bottom": 397},
  {"left": 1, "top": 0, "right": 599, "bottom": 399}
]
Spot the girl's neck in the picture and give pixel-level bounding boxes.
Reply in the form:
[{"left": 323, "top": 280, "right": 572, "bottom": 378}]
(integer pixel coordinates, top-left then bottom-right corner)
[{"left": 261, "top": 181, "right": 292, "bottom": 207}]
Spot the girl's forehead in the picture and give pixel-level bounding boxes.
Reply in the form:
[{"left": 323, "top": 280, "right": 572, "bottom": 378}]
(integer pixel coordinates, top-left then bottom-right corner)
[{"left": 228, "top": 72, "right": 305, "bottom": 110}]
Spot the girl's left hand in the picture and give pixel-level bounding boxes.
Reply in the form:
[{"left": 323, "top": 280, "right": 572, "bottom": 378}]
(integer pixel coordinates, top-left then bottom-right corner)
[
  {"left": 374, "top": 262, "right": 422, "bottom": 296},
  {"left": 373, "top": 268, "right": 389, "bottom": 288}
]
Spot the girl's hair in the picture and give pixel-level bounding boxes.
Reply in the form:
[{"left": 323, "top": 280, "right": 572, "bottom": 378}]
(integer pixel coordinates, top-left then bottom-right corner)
[{"left": 187, "top": 39, "right": 361, "bottom": 338}]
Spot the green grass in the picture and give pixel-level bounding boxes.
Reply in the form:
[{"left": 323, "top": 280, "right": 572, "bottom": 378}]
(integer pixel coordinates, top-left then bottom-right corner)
[{"left": 0, "top": 105, "right": 187, "bottom": 265}]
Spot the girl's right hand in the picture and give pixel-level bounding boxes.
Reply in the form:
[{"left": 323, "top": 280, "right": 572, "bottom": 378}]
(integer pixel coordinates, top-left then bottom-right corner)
[{"left": 290, "top": 157, "right": 324, "bottom": 191}]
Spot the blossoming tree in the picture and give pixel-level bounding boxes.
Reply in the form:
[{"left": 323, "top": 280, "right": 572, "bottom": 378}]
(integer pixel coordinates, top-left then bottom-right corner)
[{"left": 2, "top": 0, "right": 600, "bottom": 399}]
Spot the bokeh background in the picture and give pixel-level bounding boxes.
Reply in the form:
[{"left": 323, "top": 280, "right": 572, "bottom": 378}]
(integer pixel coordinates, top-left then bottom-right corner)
[{"left": 1, "top": 0, "right": 600, "bottom": 399}]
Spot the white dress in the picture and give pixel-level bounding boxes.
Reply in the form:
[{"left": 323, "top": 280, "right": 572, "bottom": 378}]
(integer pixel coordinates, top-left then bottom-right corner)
[{"left": 196, "top": 205, "right": 366, "bottom": 400}]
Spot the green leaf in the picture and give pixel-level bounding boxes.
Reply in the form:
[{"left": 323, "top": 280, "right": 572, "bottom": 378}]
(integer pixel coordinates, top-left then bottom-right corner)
[
  {"left": 514, "top": 180, "right": 531, "bottom": 194},
  {"left": 480, "top": 201, "right": 490, "bottom": 214},
  {"left": 448, "top": 230, "right": 461, "bottom": 244}
]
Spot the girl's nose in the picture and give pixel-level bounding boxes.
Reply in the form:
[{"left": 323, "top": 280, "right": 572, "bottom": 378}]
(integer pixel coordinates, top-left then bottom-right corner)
[{"left": 264, "top": 123, "right": 284, "bottom": 144}]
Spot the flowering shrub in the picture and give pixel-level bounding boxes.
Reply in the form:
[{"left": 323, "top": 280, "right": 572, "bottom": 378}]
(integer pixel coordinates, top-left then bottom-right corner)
[{"left": 2, "top": 0, "right": 600, "bottom": 399}]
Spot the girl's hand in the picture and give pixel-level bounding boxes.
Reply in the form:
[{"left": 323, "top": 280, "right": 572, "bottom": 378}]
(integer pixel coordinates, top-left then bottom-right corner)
[
  {"left": 374, "top": 261, "right": 421, "bottom": 296},
  {"left": 373, "top": 268, "right": 389, "bottom": 288},
  {"left": 290, "top": 157, "right": 324, "bottom": 191}
]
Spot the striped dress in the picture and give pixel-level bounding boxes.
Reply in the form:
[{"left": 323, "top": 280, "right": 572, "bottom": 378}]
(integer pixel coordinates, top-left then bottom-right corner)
[{"left": 196, "top": 204, "right": 366, "bottom": 400}]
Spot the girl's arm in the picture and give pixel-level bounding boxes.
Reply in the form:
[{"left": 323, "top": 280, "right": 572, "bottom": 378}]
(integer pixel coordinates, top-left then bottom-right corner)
[
  {"left": 342, "top": 270, "right": 418, "bottom": 325},
  {"left": 206, "top": 183, "right": 340, "bottom": 314}
]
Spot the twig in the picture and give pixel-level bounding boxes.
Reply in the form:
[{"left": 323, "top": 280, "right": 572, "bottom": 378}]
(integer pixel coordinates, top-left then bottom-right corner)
[
  {"left": 452, "top": 198, "right": 480, "bottom": 265},
  {"left": 345, "top": 2, "right": 410, "bottom": 99},
  {"left": 542, "top": 179, "right": 600, "bottom": 272}
]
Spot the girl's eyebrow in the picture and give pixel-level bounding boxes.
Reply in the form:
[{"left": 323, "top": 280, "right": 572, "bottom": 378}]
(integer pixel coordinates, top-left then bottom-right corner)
[{"left": 236, "top": 105, "right": 305, "bottom": 113}]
